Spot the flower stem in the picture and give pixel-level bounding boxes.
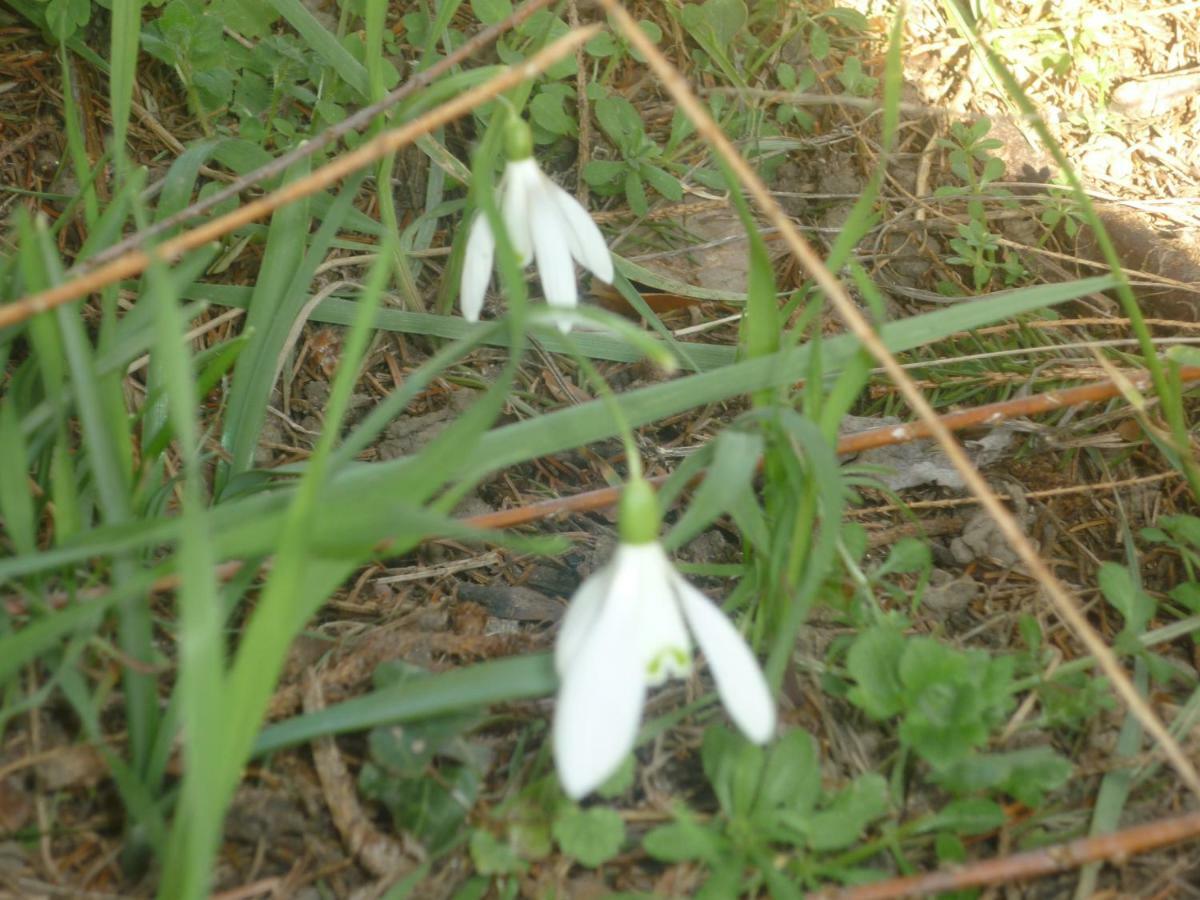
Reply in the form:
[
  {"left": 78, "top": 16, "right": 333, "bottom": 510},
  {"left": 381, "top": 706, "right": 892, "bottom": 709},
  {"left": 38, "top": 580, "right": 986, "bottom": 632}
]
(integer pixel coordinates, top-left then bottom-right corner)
[{"left": 557, "top": 332, "right": 643, "bottom": 482}]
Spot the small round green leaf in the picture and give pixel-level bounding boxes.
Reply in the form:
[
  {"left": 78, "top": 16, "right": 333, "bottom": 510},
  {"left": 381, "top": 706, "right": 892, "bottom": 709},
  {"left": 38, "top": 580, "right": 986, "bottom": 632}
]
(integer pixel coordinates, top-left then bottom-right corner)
[{"left": 552, "top": 807, "right": 625, "bottom": 867}]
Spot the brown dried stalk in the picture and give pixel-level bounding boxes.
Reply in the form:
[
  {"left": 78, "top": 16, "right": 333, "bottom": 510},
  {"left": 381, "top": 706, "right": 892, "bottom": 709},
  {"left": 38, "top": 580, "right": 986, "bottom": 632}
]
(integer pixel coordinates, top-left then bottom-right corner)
[
  {"left": 0, "top": 25, "right": 598, "bottom": 330},
  {"left": 840, "top": 365, "right": 1200, "bottom": 454},
  {"left": 594, "top": 0, "right": 1200, "bottom": 797},
  {"left": 462, "top": 365, "right": 1200, "bottom": 531},
  {"left": 812, "top": 810, "right": 1200, "bottom": 899}
]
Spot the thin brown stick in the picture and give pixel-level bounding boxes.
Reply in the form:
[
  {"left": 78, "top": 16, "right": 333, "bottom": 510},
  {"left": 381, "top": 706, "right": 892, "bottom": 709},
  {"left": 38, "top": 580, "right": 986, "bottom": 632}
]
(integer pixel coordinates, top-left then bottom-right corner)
[
  {"left": 460, "top": 366, "right": 1200, "bottom": 530},
  {"left": 849, "top": 470, "right": 1180, "bottom": 516},
  {"left": 596, "top": 0, "right": 1200, "bottom": 798},
  {"left": 0, "top": 26, "right": 599, "bottom": 331},
  {"left": 812, "top": 811, "right": 1200, "bottom": 899},
  {"left": 839, "top": 365, "right": 1200, "bottom": 454},
  {"left": 81, "top": 0, "right": 557, "bottom": 274},
  {"left": 303, "top": 673, "right": 413, "bottom": 879}
]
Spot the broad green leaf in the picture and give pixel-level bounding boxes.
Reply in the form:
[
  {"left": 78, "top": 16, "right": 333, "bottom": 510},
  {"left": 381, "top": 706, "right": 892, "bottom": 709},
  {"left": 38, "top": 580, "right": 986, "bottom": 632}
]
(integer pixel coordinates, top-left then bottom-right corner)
[
  {"left": 845, "top": 625, "right": 906, "bottom": 719},
  {"left": 1098, "top": 561, "right": 1155, "bottom": 635},
  {"left": 898, "top": 640, "right": 1014, "bottom": 767},
  {"left": 680, "top": 0, "right": 747, "bottom": 47},
  {"left": 805, "top": 773, "right": 887, "bottom": 851},
  {"left": 211, "top": 0, "right": 278, "bottom": 37},
  {"left": 755, "top": 728, "right": 819, "bottom": 818},
  {"left": 935, "top": 747, "right": 1071, "bottom": 805},
  {"left": 809, "top": 22, "right": 830, "bottom": 60},
  {"left": 470, "top": 0, "right": 512, "bottom": 26},
  {"left": 641, "top": 163, "right": 683, "bottom": 201},
  {"left": 594, "top": 95, "right": 645, "bottom": 158},
  {"left": 529, "top": 90, "right": 577, "bottom": 136},
  {"left": 701, "top": 726, "right": 763, "bottom": 818},
  {"left": 582, "top": 159, "right": 626, "bottom": 187},
  {"left": 469, "top": 830, "right": 526, "bottom": 875},
  {"left": 553, "top": 807, "right": 625, "bottom": 867},
  {"left": 643, "top": 810, "right": 726, "bottom": 864},
  {"left": 625, "top": 169, "right": 648, "bottom": 217},
  {"left": 916, "top": 798, "right": 1006, "bottom": 835}
]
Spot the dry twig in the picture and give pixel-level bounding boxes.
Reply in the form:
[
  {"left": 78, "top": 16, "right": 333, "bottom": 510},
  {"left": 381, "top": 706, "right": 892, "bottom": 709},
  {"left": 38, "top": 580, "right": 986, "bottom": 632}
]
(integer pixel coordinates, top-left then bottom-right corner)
[
  {"left": 812, "top": 811, "right": 1200, "bottom": 899},
  {"left": 462, "top": 366, "right": 1200, "bottom": 530},
  {"left": 303, "top": 674, "right": 414, "bottom": 880}
]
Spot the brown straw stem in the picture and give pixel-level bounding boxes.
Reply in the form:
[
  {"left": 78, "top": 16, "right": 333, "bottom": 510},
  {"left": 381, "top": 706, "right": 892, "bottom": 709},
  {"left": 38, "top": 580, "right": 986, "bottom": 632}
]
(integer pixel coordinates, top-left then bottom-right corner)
[
  {"left": 464, "top": 366, "right": 1200, "bottom": 531},
  {"left": 813, "top": 810, "right": 1200, "bottom": 899}
]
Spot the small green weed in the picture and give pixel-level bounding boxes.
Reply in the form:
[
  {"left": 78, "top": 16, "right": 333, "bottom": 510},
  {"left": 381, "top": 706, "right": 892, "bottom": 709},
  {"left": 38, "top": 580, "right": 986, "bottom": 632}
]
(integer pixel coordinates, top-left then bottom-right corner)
[{"left": 936, "top": 117, "right": 1028, "bottom": 291}]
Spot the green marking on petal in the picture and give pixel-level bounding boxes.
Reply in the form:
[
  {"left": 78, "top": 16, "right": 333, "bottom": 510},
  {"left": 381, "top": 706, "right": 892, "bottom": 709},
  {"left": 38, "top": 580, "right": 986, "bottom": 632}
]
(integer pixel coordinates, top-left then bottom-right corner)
[{"left": 646, "top": 645, "right": 691, "bottom": 684}]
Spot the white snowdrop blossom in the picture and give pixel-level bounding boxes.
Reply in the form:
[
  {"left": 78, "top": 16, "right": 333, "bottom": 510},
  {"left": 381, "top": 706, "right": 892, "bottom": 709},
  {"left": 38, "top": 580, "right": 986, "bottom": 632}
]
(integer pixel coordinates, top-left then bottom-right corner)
[
  {"left": 552, "top": 482, "right": 776, "bottom": 799},
  {"left": 460, "top": 120, "right": 613, "bottom": 329}
]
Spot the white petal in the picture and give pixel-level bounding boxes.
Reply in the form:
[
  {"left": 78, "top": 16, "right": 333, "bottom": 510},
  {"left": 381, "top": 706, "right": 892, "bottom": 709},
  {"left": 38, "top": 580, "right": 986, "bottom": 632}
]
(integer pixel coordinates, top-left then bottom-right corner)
[
  {"left": 553, "top": 596, "right": 646, "bottom": 798},
  {"left": 501, "top": 159, "right": 539, "bottom": 266},
  {"left": 460, "top": 214, "right": 495, "bottom": 322},
  {"left": 554, "top": 562, "right": 615, "bottom": 676},
  {"left": 613, "top": 543, "right": 691, "bottom": 685},
  {"left": 675, "top": 578, "right": 776, "bottom": 743},
  {"left": 528, "top": 176, "right": 579, "bottom": 309},
  {"left": 548, "top": 182, "right": 614, "bottom": 284}
]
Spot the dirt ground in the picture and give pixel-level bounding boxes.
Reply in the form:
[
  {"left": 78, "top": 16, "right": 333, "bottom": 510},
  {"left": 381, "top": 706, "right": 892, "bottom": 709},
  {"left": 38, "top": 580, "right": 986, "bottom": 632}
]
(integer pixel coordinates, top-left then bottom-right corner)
[{"left": 2, "top": 0, "right": 1199, "bottom": 896}]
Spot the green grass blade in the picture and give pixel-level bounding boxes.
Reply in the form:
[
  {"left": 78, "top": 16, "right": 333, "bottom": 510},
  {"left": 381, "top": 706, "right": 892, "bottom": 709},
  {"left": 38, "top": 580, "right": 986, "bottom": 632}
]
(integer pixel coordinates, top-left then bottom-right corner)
[
  {"left": 665, "top": 429, "right": 764, "bottom": 551},
  {"left": 269, "top": 0, "right": 370, "bottom": 98},
  {"left": 162, "top": 244, "right": 393, "bottom": 899},
  {"left": 108, "top": 0, "right": 142, "bottom": 171},
  {"left": 254, "top": 654, "right": 556, "bottom": 755},
  {"left": 58, "top": 46, "right": 99, "bottom": 228},
  {"left": 143, "top": 243, "right": 226, "bottom": 893},
  {"left": 441, "top": 275, "right": 1119, "bottom": 483},
  {"left": 27, "top": 216, "right": 159, "bottom": 774},
  {"left": 0, "top": 399, "right": 37, "bottom": 556},
  {"left": 765, "top": 410, "right": 846, "bottom": 685},
  {"left": 218, "top": 158, "right": 314, "bottom": 482},
  {"left": 183, "top": 283, "right": 735, "bottom": 370}
]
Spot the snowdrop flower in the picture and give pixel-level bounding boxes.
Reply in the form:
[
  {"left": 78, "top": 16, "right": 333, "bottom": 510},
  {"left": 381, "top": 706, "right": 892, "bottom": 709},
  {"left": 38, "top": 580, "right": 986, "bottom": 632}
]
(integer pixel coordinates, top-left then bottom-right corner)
[
  {"left": 552, "top": 478, "right": 776, "bottom": 799},
  {"left": 460, "top": 117, "right": 613, "bottom": 329}
]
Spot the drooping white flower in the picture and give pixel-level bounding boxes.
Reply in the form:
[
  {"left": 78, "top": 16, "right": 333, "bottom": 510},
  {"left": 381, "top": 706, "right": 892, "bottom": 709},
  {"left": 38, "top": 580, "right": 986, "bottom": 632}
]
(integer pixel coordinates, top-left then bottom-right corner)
[
  {"left": 460, "top": 118, "right": 613, "bottom": 328},
  {"left": 552, "top": 480, "right": 776, "bottom": 799}
]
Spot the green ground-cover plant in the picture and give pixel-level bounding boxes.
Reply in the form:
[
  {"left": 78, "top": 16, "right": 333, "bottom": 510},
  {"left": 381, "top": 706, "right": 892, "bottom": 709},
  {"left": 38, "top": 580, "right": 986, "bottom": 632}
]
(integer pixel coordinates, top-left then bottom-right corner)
[{"left": 936, "top": 117, "right": 1029, "bottom": 292}]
